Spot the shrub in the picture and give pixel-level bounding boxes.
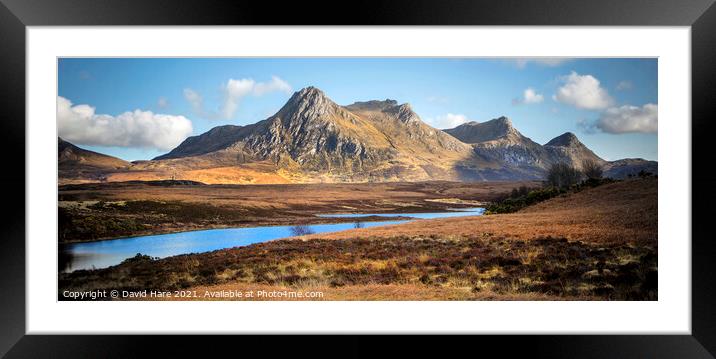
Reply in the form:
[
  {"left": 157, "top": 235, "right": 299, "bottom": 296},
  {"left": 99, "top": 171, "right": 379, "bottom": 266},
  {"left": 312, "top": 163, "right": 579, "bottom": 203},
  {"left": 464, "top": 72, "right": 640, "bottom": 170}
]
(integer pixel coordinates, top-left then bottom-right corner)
[
  {"left": 120, "top": 253, "right": 154, "bottom": 265},
  {"left": 546, "top": 162, "right": 582, "bottom": 188},
  {"left": 638, "top": 169, "right": 654, "bottom": 178},
  {"left": 485, "top": 168, "right": 616, "bottom": 215},
  {"left": 510, "top": 186, "right": 531, "bottom": 198},
  {"left": 485, "top": 187, "right": 563, "bottom": 214},
  {"left": 290, "top": 225, "right": 315, "bottom": 236},
  {"left": 581, "top": 159, "right": 603, "bottom": 180}
]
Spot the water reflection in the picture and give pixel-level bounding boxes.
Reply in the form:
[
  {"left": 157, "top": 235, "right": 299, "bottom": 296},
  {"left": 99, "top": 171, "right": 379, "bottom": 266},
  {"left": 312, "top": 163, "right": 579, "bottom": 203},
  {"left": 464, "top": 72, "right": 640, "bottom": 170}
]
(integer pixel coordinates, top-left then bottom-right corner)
[{"left": 290, "top": 225, "right": 315, "bottom": 236}]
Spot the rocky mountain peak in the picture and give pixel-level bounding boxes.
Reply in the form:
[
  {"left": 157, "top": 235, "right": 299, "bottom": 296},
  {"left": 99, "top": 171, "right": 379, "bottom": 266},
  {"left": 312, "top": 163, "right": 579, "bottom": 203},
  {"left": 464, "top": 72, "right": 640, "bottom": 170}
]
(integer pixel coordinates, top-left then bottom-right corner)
[
  {"left": 490, "top": 116, "right": 516, "bottom": 135},
  {"left": 285, "top": 86, "right": 331, "bottom": 108},
  {"left": 273, "top": 86, "right": 342, "bottom": 124},
  {"left": 494, "top": 116, "right": 512, "bottom": 125},
  {"left": 545, "top": 132, "right": 580, "bottom": 147},
  {"left": 385, "top": 103, "right": 421, "bottom": 124},
  {"left": 543, "top": 132, "right": 606, "bottom": 169},
  {"left": 444, "top": 116, "right": 518, "bottom": 144}
]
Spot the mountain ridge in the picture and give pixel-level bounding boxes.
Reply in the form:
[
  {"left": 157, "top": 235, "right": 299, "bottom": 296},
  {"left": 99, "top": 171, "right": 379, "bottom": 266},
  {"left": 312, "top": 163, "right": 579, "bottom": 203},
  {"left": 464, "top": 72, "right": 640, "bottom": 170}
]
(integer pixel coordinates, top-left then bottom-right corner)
[{"left": 59, "top": 86, "right": 657, "bottom": 184}]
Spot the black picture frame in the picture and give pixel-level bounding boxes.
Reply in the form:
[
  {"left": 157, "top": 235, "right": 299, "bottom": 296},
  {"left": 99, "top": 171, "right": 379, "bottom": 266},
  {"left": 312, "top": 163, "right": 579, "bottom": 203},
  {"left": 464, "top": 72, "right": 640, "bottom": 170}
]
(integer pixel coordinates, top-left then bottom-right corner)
[{"left": 1, "top": 0, "right": 715, "bottom": 357}]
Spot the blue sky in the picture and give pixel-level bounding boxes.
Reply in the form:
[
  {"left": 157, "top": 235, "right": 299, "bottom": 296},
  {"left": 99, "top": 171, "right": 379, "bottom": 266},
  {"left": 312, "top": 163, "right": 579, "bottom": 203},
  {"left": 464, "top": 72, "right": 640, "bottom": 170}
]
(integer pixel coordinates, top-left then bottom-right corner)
[{"left": 58, "top": 58, "right": 657, "bottom": 161}]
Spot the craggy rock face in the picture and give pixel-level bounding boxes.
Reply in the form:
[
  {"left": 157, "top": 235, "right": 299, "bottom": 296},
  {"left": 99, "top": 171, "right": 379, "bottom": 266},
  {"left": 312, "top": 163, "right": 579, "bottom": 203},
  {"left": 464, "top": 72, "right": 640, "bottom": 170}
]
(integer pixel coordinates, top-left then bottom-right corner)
[
  {"left": 242, "top": 87, "right": 398, "bottom": 176},
  {"left": 447, "top": 118, "right": 559, "bottom": 179}
]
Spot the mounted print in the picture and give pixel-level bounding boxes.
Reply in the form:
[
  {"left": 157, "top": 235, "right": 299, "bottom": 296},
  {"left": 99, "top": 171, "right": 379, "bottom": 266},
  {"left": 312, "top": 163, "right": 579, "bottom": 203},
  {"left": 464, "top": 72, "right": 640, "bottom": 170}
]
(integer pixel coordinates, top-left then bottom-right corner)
[
  {"left": 2, "top": 0, "right": 708, "bottom": 352},
  {"left": 57, "top": 57, "right": 658, "bottom": 301}
]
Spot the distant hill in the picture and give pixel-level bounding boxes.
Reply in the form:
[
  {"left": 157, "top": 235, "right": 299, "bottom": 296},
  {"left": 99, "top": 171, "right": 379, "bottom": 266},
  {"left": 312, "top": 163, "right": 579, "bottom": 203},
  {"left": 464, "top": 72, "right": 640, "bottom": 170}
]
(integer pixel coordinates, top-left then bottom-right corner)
[
  {"left": 59, "top": 137, "right": 130, "bottom": 169},
  {"left": 543, "top": 132, "right": 606, "bottom": 170},
  {"left": 58, "top": 87, "right": 657, "bottom": 184},
  {"left": 442, "top": 120, "right": 656, "bottom": 179},
  {"left": 603, "top": 158, "right": 658, "bottom": 179},
  {"left": 58, "top": 137, "right": 131, "bottom": 184}
]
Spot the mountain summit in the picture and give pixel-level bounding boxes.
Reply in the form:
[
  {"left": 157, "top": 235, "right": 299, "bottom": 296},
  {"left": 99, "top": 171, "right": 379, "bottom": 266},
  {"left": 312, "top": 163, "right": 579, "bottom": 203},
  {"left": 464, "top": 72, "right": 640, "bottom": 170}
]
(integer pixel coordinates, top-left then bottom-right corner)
[
  {"left": 444, "top": 117, "right": 518, "bottom": 143},
  {"left": 543, "top": 132, "right": 605, "bottom": 170},
  {"left": 545, "top": 132, "right": 580, "bottom": 147}
]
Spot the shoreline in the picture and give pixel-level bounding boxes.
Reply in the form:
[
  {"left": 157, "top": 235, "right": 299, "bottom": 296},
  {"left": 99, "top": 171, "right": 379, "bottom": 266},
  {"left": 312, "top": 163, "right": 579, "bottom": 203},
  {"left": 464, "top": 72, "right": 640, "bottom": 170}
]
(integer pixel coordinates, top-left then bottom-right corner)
[{"left": 59, "top": 206, "right": 484, "bottom": 244}]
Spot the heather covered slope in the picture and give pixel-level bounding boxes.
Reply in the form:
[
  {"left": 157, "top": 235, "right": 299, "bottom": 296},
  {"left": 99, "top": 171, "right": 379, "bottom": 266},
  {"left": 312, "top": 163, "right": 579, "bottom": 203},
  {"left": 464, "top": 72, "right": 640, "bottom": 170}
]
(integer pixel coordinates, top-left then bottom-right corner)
[
  {"left": 58, "top": 137, "right": 131, "bottom": 184},
  {"left": 310, "top": 177, "right": 657, "bottom": 245},
  {"left": 59, "top": 137, "right": 130, "bottom": 170}
]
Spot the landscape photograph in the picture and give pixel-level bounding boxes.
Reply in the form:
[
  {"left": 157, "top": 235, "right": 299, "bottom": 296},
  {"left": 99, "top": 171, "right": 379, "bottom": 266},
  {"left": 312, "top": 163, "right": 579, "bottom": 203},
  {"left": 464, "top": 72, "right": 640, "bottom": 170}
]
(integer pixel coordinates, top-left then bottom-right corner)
[{"left": 57, "top": 57, "right": 658, "bottom": 301}]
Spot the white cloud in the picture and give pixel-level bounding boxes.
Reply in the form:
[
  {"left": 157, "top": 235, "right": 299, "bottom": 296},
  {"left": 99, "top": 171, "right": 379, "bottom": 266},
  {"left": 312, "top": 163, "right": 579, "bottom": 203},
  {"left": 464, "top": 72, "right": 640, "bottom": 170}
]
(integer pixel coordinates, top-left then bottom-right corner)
[
  {"left": 523, "top": 88, "right": 544, "bottom": 104},
  {"left": 57, "top": 96, "right": 193, "bottom": 151},
  {"left": 184, "top": 76, "right": 292, "bottom": 120},
  {"left": 425, "top": 113, "right": 470, "bottom": 129},
  {"left": 222, "top": 78, "right": 256, "bottom": 120},
  {"left": 616, "top": 80, "right": 633, "bottom": 91},
  {"left": 253, "top": 76, "right": 292, "bottom": 96},
  {"left": 513, "top": 88, "right": 544, "bottom": 105},
  {"left": 553, "top": 71, "right": 614, "bottom": 110},
  {"left": 157, "top": 96, "right": 169, "bottom": 109},
  {"left": 596, "top": 103, "right": 658, "bottom": 134},
  {"left": 511, "top": 58, "right": 571, "bottom": 69}
]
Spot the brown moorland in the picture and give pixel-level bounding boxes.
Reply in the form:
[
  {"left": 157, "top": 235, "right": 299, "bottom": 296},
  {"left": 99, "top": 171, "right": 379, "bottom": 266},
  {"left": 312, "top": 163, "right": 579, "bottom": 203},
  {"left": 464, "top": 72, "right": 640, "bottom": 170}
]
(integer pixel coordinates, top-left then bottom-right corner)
[
  {"left": 59, "top": 177, "right": 657, "bottom": 300},
  {"left": 58, "top": 180, "right": 535, "bottom": 242},
  {"left": 306, "top": 177, "right": 657, "bottom": 245}
]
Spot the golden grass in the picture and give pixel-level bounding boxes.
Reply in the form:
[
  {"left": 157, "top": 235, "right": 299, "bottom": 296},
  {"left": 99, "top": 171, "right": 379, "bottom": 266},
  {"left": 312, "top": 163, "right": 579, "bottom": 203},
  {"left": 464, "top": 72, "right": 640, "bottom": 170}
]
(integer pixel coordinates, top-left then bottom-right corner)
[
  {"left": 181, "top": 166, "right": 292, "bottom": 184},
  {"left": 140, "top": 282, "right": 581, "bottom": 301},
  {"left": 307, "top": 178, "right": 657, "bottom": 245}
]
